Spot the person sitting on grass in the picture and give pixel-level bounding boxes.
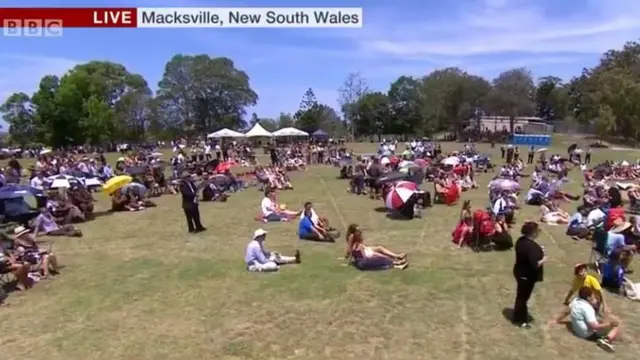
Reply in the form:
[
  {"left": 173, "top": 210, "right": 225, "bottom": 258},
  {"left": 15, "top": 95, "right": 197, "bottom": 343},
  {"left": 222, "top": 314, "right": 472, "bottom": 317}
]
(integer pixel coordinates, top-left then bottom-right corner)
[
  {"left": 245, "top": 229, "right": 300, "bottom": 272},
  {"left": 0, "top": 237, "right": 31, "bottom": 291},
  {"left": 551, "top": 263, "right": 608, "bottom": 323},
  {"left": 601, "top": 251, "right": 626, "bottom": 294},
  {"left": 110, "top": 189, "right": 139, "bottom": 212},
  {"left": 12, "top": 226, "right": 60, "bottom": 279},
  {"left": 344, "top": 224, "right": 408, "bottom": 270},
  {"left": 298, "top": 207, "right": 336, "bottom": 242},
  {"left": 32, "top": 208, "right": 83, "bottom": 238},
  {"left": 550, "top": 287, "right": 620, "bottom": 353},
  {"left": 299, "top": 202, "right": 340, "bottom": 238},
  {"left": 566, "top": 206, "right": 590, "bottom": 240},
  {"left": 260, "top": 189, "right": 300, "bottom": 222},
  {"left": 606, "top": 221, "right": 636, "bottom": 273}
]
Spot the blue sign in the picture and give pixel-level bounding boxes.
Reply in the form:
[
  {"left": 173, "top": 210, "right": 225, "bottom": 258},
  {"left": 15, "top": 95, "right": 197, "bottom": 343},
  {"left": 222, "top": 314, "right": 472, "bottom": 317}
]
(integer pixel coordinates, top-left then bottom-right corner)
[{"left": 511, "top": 134, "right": 551, "bottom": 146}]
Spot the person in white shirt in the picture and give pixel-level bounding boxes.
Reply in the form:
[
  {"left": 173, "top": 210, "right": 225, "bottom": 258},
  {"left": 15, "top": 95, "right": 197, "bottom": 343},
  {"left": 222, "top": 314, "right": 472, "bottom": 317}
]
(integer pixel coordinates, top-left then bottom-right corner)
[
  {"left": 244, "top": 229, "right": 300, "bottom": 272},
  {"left": 561, "top": 286, "right": 620, "bottom": 352},
  {"left": 30, "top": 172, "right": 45, "bottom": 191},
  {"left": 260, "top": 189, "right": 301, "bottom": 222}
]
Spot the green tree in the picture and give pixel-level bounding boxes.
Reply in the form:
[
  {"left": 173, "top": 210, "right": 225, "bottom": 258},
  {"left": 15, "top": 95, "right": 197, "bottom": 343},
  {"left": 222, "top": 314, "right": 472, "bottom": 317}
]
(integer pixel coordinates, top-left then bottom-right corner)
[
  {"left": 156, "top": 55, "right": 258, "bottom": 135},
  {"left": 294, "top": 88, "right": 323, "bottom": 130},
  {"left": 353, "top": 92, "right": 390, "bottom": 138},
  {"left": 487, "top": 68, "right": 536, "bottom": 132},
  {"left": 277, "top": 112, "right": 295, "bottom": 128},
  {"left": 338, "top": 72, "right": 369, "bottom": 136},
  {"left": 0, "top": 92, "right": 34, "bottom": 146},
  {"left": 535, "top": 76, "right": 568, "bottom": 121},
  {"left": 420, "top": 68, "right": 491, "bottom": 136}
]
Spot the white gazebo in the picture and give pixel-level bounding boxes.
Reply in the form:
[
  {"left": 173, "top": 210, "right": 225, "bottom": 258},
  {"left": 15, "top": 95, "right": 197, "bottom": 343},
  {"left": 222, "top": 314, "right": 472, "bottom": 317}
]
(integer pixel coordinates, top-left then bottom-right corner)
[
  {"left": 272, "top": 127, "right": 309, "bottom": 137},
  {"left": 207, "top": 128, "right": 245, "bottom": 138},
  {"left": 245, "top": 123, "right": 273, "bottom": 137}
]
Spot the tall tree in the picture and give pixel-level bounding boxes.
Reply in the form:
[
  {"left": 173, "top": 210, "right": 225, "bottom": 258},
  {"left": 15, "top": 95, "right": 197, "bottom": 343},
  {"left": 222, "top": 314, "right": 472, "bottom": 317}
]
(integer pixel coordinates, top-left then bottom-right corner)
[
  {"left": 338, "top": 72, "right": 369, "bottom": 135},
  {"left": 0, "top": 92, "right": 34, "bottom": 146},
  {"left": 294, "top": 88, "right": 323, "bottom": 130},
  {"left": 156, "top": 54, "right": 258, "bottom": 136},
  {"left": 535, "top": 76, "right": 568, "bottom": 121},
  {"left": 353, "top": 92, "right": 391, "bottom": 138},
  {"left": 277, "top": 112, "right": 295, "bottom": 128},
  {"left": 387, "top": 76, "right": 423, "bottom": 135},
  {"left": 420, "top": 68, "right": 491, "bottom": 136},
  {"left": 488, "top": 68, "right": 536, "bottom": 132}
]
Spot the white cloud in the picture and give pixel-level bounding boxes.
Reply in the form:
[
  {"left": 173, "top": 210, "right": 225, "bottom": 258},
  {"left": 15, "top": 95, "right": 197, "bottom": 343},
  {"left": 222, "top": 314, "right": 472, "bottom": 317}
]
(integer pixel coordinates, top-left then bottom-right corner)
[
  {"left": 0, "top": 54, "right": 81, "bottom": 102},
  {"left": 349, "top": 0, "right": 640, "bottom": 58}
]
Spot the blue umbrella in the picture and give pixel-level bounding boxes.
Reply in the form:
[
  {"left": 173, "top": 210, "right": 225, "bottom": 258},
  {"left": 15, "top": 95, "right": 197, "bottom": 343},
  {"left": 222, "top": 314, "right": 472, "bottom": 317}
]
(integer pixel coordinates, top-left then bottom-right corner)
[{"left": 0, "top": 184, "right": 43, "bottom": 200}]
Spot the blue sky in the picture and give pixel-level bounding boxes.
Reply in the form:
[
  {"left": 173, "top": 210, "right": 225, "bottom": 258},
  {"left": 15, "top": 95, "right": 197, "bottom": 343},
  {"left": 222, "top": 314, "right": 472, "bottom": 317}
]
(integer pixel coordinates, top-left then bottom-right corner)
[{"left": 2, "top": 0, "right": 640, "bottom": 129}]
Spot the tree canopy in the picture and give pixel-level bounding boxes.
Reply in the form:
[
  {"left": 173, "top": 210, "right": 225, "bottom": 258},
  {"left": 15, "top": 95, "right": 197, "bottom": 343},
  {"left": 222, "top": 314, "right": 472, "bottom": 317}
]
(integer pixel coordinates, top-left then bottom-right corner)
[{"left": 2, "top": 39, "right": 640, "bottom": 146}]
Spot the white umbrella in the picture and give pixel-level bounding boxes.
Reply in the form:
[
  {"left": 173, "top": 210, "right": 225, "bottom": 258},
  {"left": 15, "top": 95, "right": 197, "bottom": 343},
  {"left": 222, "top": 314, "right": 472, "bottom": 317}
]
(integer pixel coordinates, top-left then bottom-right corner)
[
  {"left": 81, "top": 177, "right": 103, "bottom": 187},
  {"left": 380, "top": 157, "right": 390, "bottom": 165},
  {"left": 536, "top": 148, "right": 548, "bottom": 153},
  {"left": 40, "top": 149, "right": 52, "bottom": 155},
  {"left": 441, "top": 157, "right": 460, "bottom": 166},
  {"left": 47, "top": 174, "right": 80, "bottom": 189},
  {"left": 572, "top": 149, "right": 583, "bottom": 154}
]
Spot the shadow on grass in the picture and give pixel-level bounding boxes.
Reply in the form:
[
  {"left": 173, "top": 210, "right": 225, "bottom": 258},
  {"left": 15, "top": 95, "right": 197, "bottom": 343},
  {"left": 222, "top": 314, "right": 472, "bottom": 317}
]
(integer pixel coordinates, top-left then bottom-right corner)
[
  {"left": 385, "top": 212, "right": 413, "bottom": 221},
  {"left": 374, "top": 207, "right": 388, "bottom": 213},
  {"left": 92, "top": 210, "right": 114, "bottom": 219},
  {"left": 501, "top": 307, "right": 535, "bottom": 325}
]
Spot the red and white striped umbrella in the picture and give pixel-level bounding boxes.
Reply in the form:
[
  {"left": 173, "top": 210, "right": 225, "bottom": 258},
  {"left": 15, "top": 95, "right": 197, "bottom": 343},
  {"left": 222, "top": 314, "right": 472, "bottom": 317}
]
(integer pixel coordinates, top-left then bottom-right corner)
[
  {"left": 385, "top": 186, "right": 416, "bottom": 210},
  {"left": 395, "top": 180, "right": 418, "bottom": 191}
]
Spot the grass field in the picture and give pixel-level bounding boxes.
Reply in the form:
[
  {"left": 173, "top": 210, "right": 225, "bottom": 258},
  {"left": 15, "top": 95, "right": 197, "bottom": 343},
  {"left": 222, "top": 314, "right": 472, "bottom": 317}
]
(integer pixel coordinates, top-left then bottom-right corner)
[{"left": 1, "top": 139, "right": 640, "bottom": 360}]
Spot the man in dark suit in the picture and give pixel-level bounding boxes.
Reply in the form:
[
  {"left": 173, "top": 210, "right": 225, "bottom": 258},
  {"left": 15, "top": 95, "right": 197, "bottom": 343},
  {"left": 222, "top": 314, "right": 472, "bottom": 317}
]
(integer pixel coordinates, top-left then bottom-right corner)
[{"left": 179, "top": 172, "right": 206, "bottom": 233}]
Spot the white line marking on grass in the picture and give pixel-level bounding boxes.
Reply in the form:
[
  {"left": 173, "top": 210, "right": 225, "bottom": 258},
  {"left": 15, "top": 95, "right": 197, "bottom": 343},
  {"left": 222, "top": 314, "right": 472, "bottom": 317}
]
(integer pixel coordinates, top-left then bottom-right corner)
[
  {"left": 318, "top": 175, "right": 347, "bottom": 230},
  {"left": 458, "top": 302, "right": 469, "bottom": 360}
]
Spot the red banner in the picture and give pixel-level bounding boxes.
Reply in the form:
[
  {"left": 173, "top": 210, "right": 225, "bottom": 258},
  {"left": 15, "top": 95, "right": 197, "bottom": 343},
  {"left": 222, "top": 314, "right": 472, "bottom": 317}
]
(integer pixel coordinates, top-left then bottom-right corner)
[{"left": 0, "top": 7, "right": 138, "bottom": 28}]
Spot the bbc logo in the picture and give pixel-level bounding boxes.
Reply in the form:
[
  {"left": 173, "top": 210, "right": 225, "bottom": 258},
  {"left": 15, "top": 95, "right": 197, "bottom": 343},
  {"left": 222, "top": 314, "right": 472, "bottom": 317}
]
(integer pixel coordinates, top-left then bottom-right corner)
[{"left": 3, "top": 19, "right": 63, "bottom": 37}]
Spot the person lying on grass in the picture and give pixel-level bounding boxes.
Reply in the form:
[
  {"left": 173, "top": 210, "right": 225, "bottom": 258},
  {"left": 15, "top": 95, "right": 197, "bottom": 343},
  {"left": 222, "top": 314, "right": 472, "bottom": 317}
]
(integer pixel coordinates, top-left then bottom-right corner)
[
  {"left": 344, "top": 224, "right": 408, "bottom": 270},
  {"left": 244, "top": 229, "right": 300, "bottom": 272},
  {"left": 33, "top": 208, "right": 83, "bottom": 238},
  {"left": 549, "top": 286, "right": 620, "bottom": 353}
]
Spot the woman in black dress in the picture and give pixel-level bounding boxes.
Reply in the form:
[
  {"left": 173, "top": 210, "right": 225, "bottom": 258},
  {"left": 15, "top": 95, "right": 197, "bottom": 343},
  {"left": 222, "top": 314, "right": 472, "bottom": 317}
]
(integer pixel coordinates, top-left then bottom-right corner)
[{"left": 513, "top": 221, "right": 547, "bottom": 328}]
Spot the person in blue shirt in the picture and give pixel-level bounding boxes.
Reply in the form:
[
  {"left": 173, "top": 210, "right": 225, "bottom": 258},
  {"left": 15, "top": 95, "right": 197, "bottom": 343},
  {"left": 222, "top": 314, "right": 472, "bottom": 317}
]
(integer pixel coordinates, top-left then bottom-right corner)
[
  {"left": 245, "top": 229, "right": 300, "bottom": 272},
  {"left": 298, "top": 208, "right": 332, "bottom": 242},
  {"left": 601, "top": 252, "right": 625, "bottom": 292},
  {"left": 566, "top": 206, "right": 589, "bottom": 240},
  {"left": 606, "top": 222, "right": 637, "bottom": 271}
]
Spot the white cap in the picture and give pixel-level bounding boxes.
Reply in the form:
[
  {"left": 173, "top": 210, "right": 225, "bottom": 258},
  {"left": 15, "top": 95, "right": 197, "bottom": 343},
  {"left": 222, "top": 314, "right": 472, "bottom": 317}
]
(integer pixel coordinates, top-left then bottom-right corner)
[{"left": 253, "top": 229, "right": 268, "bottom": 239}]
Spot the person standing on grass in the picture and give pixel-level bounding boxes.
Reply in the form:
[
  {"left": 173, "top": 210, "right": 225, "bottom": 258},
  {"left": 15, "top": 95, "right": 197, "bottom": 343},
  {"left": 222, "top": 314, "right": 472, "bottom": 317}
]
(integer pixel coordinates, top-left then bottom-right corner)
[
  {"left": 512, "top": 221, "right": 546, "bottom": 329},
  {"left": 179, "top": 172, "right": 206, "bottom": 234}
]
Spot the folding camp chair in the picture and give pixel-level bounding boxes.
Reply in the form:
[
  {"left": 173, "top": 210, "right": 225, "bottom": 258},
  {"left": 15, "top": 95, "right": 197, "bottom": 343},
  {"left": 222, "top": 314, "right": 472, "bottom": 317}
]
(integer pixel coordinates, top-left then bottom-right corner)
[{"left": 589, "top": 227, "right": 609, "bottom": 275}]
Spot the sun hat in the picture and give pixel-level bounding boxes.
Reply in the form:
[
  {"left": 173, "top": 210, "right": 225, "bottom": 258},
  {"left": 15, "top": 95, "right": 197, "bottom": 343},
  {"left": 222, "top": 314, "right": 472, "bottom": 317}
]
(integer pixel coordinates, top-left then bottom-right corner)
[
  {"left": 253, "top": 229, "right": 268, "bottom": 239},
  {"left": 13, "top": 226, "right": 30, "bottom": 237}
]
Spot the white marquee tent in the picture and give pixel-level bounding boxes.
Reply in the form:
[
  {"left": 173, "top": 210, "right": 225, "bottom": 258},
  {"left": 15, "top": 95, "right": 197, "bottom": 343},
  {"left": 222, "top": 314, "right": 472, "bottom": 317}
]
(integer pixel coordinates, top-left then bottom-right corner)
[
  {"left": 207, "top": 128, "right": 245, "bottom": 138},
  {"left": 244, "top": 123, "right": 273, "bottom": 137},
  {"left": 272, "top": 127, "right": 309, "bottom": 137}
]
